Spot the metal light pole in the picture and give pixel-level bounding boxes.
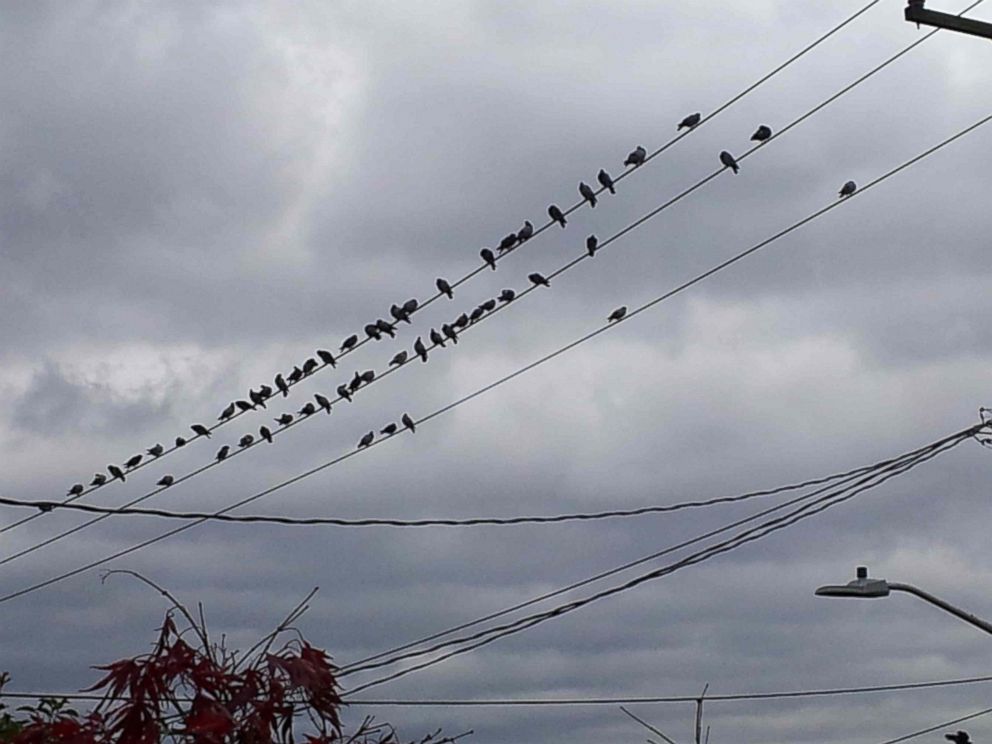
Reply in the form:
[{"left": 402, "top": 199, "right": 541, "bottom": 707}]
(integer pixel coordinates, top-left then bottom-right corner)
[
  {"left": 815, "top": 566, "right": 992, "bottom": 636},
  {"left": 905, "top": 0, "right": 992, "bottom": 40}
]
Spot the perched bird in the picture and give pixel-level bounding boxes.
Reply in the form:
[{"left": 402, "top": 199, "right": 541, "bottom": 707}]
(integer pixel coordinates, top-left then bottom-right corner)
[
  {"left": 360, "top": 369, "right": 376, "bottom": 383},
  {"left": 238, "top": 434, "right": 254, "bottom": 448},
  {"left": 442, "top": 323, "right": 459, "bottom": 344},
  {"left": 315, "top": 393, "right": 332, "bottom": 414},
  {"left": 608, "top": 306, "right": 628, "bottom": 323},
  {"left": 719, "top": 150, "right": 740, "bottom": 174},
  {"left": 275, "top": 413, "right": 294, "bottom": 426},
  {"left": 403, "top": 298, "right": 419, "bottom": 315},
  {"left": 480, "top": 298, "right": 497, "bottom": 312},
  {"left": 358, "top": 431, "right": 375, "bottom": 449},
  {"left": 298, "top": 402, "right": 316, "bottom": 417},
  {"left": 219, "top": 402, "right": 236, "bottom": 421},
  {"left": 597, "top": 169, "right": 615, "bottom": 195},
  {"left": 548, "top": 204, "right": 567, "bottom": 227},
  {"left": 175, "top": 437, "right": 188, "bottom": 448},
  {"left": 365, "top": 323, "right": 382, "bottom": 341},
  {"left": 259, "top": 425, "right": 274, "bottom": 444},
  {"left": 90, "top": 473, "right": 108, "bottom": 486},
  {"left": 235, "top": 400, "right": 254, "bottom": 413},
  {"left": 249, "top": 389, "right": 267, "bottom": 409},
  {"left": 157, "top": 475, "right": 174, "bottom": 487},
  {"left": 624, "top": 146, "right": 647, "bottom": 167},
  {"left": 191, "top": 424, "right": 211, "bottom": 438},
  {"left": 586, "top": 235, "right": 599, "bottom": 257},
  {"left": 337, "top": 384, "right": 353, "bottom": 402},
  {"left": 469, "top": 306, "right": 485, "bottom": 323},
  {"left": 498, "top": 288, "right": 515, "bottom": 303},
  {"left": 390, "top": 351, "right": 409, "bottom": 367},
  {"left": 340, "top": 334, "right": 359, "bottom": 352},
  {"left": 287, "top": 366, "right": 304, "bottom": 384},
  {"left": 430, "top": 328, "right": 446, "bottom": 348},
  {"left": 750, "top": 124, "right": 772, "bottom": 142},
  {"left": 275, "top": 374, "right": 289, "bottom": 397},
  {"left": 529, "top": 272, "right": 550, "bottom": 287},
  {"left": 481, "top": 247, "right": 497, "bottom": 270},
  {"left": 454, "top": 312, "right": 469, "bottom": 328},
  {"left": 375, "top": 319, "right": 396, "bottom": 338},
  {"left": 258, "top": 384, "right": 274, "bottom": 399},
  {"left": 108, "top": 464, "right": 126, "bottom": 483},
  {"left": 579, "top": 181, "right": 597, "bottom": 207},
  {"left": 146, "top": 443, "right": 164, "bottom": 457},
  {"left": 517, "top": 220, "right": 534, "bottom": 242},
  {"left": 390, "top": 304, "right": 411, "bottom": 324},
  {"left": 216, "top": 446, "right": 230, "bottom": 461},
  {"left": 498, "top": 234, "right": 518, "bottom": 253},
  {"left": 402, "top": 413, "right": 416, "bottom": 433},
  {"left": 414, "top": 337, "right": 428, "bottom": 362},
  {"left": 839, "top": 180, "right": 857, "bottom": 197},
  {"left": 67, "top": 483, "right": 84, "bottom": 496},
  {"left": 436, "top": 277, "right": 454, "bottom": 299},
  {"left": 945, "top": 731, "right": 971, "bottom": 744},
  {"left": 678, "top": 112, "right": 701, "bottom": 130},
  {"left": 317, "top": 349, "right": 337, "bottom": 368},
  {"left": 124, "top": 454, "right": 143, "bottom": 469},
  {"left": 380, "top": 423, "right": 398, "bottom": 436},
  {"left": 302, "top": 358, "right": 318, "bottom": 375}
]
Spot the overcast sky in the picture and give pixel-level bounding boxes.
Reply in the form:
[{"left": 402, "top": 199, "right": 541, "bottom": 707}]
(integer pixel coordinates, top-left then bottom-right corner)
[{"left": 3, "top": 2, "right": 992, "bottom": 743}]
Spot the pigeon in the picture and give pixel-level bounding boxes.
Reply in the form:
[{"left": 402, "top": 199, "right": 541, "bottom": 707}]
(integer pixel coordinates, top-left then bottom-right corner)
[
  {"left": 678, "top": 112, "right": 701, "bottom": 130},
  {"left": 548, "top": 204, "right": 567, "bottom": 227},
  {"left": 498, "top": 288, "right": 515, "bottom": 303},
  {"left": 414, "top": 337, "right": 428, "bottom": 362},
  {"left": 315, "top": 393, "right": 332, "bottom": 413},
  {"left": 374, "top": 319, "right": 396, "bottom": 338},
  {"left": 302, "top": 358, "right": 318, "bottom": 375},
  {"left": 750, "top": 124, "right": 772, "bottom": 142},
  {"left": 275, "top": 413, "right": 294, "bottom": 426},
  {"left": 442, "top": 323, "right": 459, "bottom": 344},
  {"left": 579, "top": 182, "right": 597, "bottom": 207},
  {"left": 430, "top": 328, "right": 446, "bottom": 348},
  {"left": 381, "top": 423, "right": 398, "bottom": 435},
  {"left": 349, "top": 373, "right": 363, "bottom": 392},
  {"left": 597, "top": 169, "right": 615, "bottom": 195},
  {"left": 365, "top": 323, "right": 382, "bottom": 341},
  {"left": 275, "top": 374, "right": 289, "bottom": 397},
  {"left": 361, "top": 369, "right": 375, "bottom": 384},
  {"left": 517, "top": 220, "right": 534, "bottom": 242},
  {"left": 608, "top": 306, "right": 628, "bottom": 323},
  {"left": 67, "top": 483, "right": 84, "bottom": 496},
  {"left": 259, "top": 384, "right": 274, "bottom": 399},
  {"left": 390, "top": 304, "right": 411, "bottom": 324},
  {"left": 146, "top": 443, "right": 164, "bottom": 457},
  {"left": 469, "top": 306, "right": 485, "bottom": 323},
  {"left": 402, "top": 413, "right": 416, "bottom": 433},
  {"left": 235, "top": 399, "right": 254, "bottom": 413},
  {"left": 249, "top": 389, "right": 267, "bottom": 409},
  {"left": 358, "top": 431, "right": 375, "bottom": 449},
  {"left": 90, "top": 473, "right": 108, "bottom": 486},
  {"left": 340, "top": 334, "right": 359, "bottom": 352},
  {"left": 337, "top": 384, "right": 352, "bottom": 402},
  {"left": 529, "top": 273, "right": 550, "bottom": 287},
  {"left": 586, "top": 235, "right": 599, "bottom": 257},
  {"left": 480, "top": 298, "right": 497, "bottom": 312},
  {"left": 719, "top": 151, "right": 740, "bottom": 174},
  {"left": 298, "top": 402, "right": 316, "bottom": 417},
  {"left": 175, "top": 437, "right": 188, "bottom": 447},
  {"left": 403, "top": 298, "right": 419, "bottom": 315},
  {"left": 108, "top": 464, "right": 126, "bottom": 483},
  {"left": 945, "top": 731, "right": 971, "bottom": 744},
  {"left": 157, "top": 475, "right": 174, "bottom": 487},
  {"left": 498, "top": 234, "right": 518, "bottom": 253},
  {"left": 390, "top": 351, "right": 409, "bottom": 367},
  {"left": 454, "top": 312, "right": 469, "bottom": 329},
  {"left": 124, "top": 454, "right": 143, "bottom": 469},
  {"left": 216, "top": 445, "right": 230, "bottom": 461},
  {"left": 238, "top": 434, "right": 254, "bottom": 448},
  {"left": 436, "top": 277, "right": 454, "bottom": 299},
  {"left": 286, "top": 366, "right": 304, "bottom": 384},
  {"left": 624, "top": 146, "right": 647, "bottom": 167},
  {"left": 219, "top": 402, "right": 236, "bottom": 421},
  {"left": 259, "top": 425, "right": 273, "bottom": 444},
  {"left": 839, "top": 180, "right": 857, "bottom": 197},
  {"left": 191, "top": 424, "right": 211, "bottom": 438},
  {"left": 481, "top": 248, "right": 497, "bottom": 270},
  {"left": 317, "top": 349, "right": 337, "bottom": 368}
]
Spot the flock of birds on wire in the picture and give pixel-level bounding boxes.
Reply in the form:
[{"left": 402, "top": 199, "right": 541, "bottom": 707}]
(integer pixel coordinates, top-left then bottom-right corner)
[{"left": 63, "top": 112, "right": 860, "bottom": 500}]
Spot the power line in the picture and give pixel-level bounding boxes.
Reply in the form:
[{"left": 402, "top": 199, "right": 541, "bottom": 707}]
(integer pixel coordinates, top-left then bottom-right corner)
[
  {"left": 10, "top": 1, "right": 884, "bottom": 537},
  {"left": 878, "top": 706, "right": 992, "bottom": 744}
]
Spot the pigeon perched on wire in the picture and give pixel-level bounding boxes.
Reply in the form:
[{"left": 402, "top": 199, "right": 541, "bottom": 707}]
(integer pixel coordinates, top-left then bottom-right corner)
[
  {"left": 480, "top": 298, "right": 496, "bottom": 312},
  {"left": 302, "top": 358, "right": 318, "bottom": 376},
  {"left": 259, "top": 425, "right": 274, "bottom": 444},
  {"left": 517, "top": 220, "right": 534, "bottom": 242},
  {"left": 402, "top": 413, "right": 416, "bottom": 433},
  {"left": 481, "top": 247, "right": 497, "bottom": 270},
  {"left": 608, "top": 306, "right": 628, "bottom": 323},
  {"left": 219, "top": 402, "right": 236, "bottom": 421},
  {"left": 454, "top": 313, "right": 469, "bottom": 328},
  {"left": 678, "top": 112, "right": 701, "bottom": 130},
  {"left": 945, "top": 731, "right": 971, "bottom": 744},
  {"left": 146, "top": 443, "right": 164, "bottom": 457},
  {"left": 358, "top": 431, "right": 375, "bottom": 449},
  {"left": 239, "top": 434, "right": 254, "bottom": 448},
  {"left": 340, "top": 334, "right": 359, "bottom": 352},
  {"left": 191, "top": 423, "right": 212, "bottom": 439},
  {"left": 361, "top": 369, "right": 375, "bottom": 384},
  {"left": 529, "top": 273, "right": 550, "bottom": 287},
  {"left": 315, "top": 393, "right": 332, "bottom": 413},
  {"left": 548, "top": 204, "right": 567, "bottom": 227},
  {"left": 436, "top": 277, "right": 454, "bottom": 299},
  {"left": 442, "top": 324, "right": 459, "bottom": 344},
  {"left": 719, "top": 150, "right": 740, "bottom": 174},
  {"left": 249, "top": 389, "right": 267, "bottom": 409},
  {"left": 624, "top": 146, "right": 647, "bottom": 167},
  {"left": 275, "top": 413, "right": 294, "bottom": 426},
  {"left": 298, "top": 402, "right": 316, "bottom": 417},
  {"left": 586, "top": 235, "right": 599, "bottom": 257},
  {"left": 157, "top": 475, "right": 174, "bottom": 487},
  {"left": 235, "top": 400, "right": 254, "bottom": 413},
  {"left": 381, "top": 423, "right": 398, "bottom": 436},
  {"left": 376, "top": 319, "right": 396, "bottom": 338},
  {"left": 839, "top": 180, "right": 857, "bottom": 197},
  {"left": 348, "top": 374, "right": 363, "bottom": 392},
  {"left": 259, "top": 384, "right": 274, "bottom": 399},
  {"left": 430, "top": 328, "right": 446, "bottom": 348},
  {"left": 275, "top": 374, "right": 289, "bottom": 397},
  {"left": 90, "top": 473, "right": 108, "bottom": 486},
  {"left": 579, "top": 181, "right": 597, "bottom": 207},
  {"left": 469, "top": 306, "right": 484, "bottom": 323},
  {"left": 108, "top": 464, "right": 126, "bottom": 483},
  {"left": 390, "top": 304, "right": 411, "bottom": 325},
  {"left": 337, "top": 384, "right": 352, "bottom": 402},
  {"left": 750, "top": 125, "right": 772, "bottom": 142},
  {"left": 287, "top": 367, "right": 303, "bottom": 384},
  {"left": 597, "top": 169, "right": 615, "bottom": 195},
  {"left": 175, "top": 437, "right": 188, "bottom": 447},
  {"left": 403, "top": 298, "right": 419, "bottom": 315},
  {"left": 498, "top": 289, "right": 515, "bottom": 303},
  {"left": 67, "top": 483, "right": 84, "bottom": 496},
  {"left": 215, "top": 446, "right": 230, "bottom": 462},
  {"left": 390, "top": 351, "right": 408, "bottom": 367},
  {"left": 317, "top": 349, "right": 337, "bottom": 368},
  {"left": 498, "top": 233, "right": 518, "bottom": 253},
  {"left": 124, "top": 454, "right": 142, "bottom": 469},
  {"left": 365, "top": 323, "right": 382, "bottom": 341}
]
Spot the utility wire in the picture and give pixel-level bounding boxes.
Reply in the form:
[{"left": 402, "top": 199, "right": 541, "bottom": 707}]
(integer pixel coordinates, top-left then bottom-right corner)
[
  {"left": 3, "top": 108, "right": 989, "bottom": 600},
  {"left": 5, "top": 0, "right": 883, "bottom": 536},
  {"left": 878, "top": 706, "right": 992, "bottom": 744}
]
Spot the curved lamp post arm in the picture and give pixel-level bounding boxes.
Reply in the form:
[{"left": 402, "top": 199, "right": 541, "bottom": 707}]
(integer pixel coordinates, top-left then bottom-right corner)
[{"left": 887, "top": 582, "right": 992, "bottom": 636}]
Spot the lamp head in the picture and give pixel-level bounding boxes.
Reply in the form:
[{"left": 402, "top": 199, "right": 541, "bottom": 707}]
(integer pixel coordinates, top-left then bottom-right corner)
[{"left": 815, "top": 566, "right": 891, "bottom": 598}]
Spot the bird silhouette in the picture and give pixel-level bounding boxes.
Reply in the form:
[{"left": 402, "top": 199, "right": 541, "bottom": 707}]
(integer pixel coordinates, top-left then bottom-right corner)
[
  {"left": 608, "top": 306, "right": 627, "bottom": 322},
  {"left": 436, "top": 277, "right": 454, "bottom": 299},
  {"left": 157, "top": 475, "right": 174, "bottom": 487},
  {"left": 360, "top": 369, "right": 375, "bottom": 384},
  {"left": 597, "top": 169, "right": 615, "bottom": 194},
  {"left": 548, "top": 204, "right": 567, "bottom": 227},
  {"left": 315, "top": 393, "right": 332, "bottom": 413},
  {"left": 579, "top": 182, "right": 597, "bottom": 207},
  {"left": 381, "top": 423, "right": 398, "bottom": 435},
  {"left": 678, "top": 112, "right": 701, "bottom": 130},
  {"left": 499, "top": 289, "right": 515, "bottom": 303},
  {"left": 402, "top": 413, "right": 416, "bottom": 433},
  {"left": 317, "top": 349, "right": 337, "bottom": 367},
  {"left": 365, "top": 323, "right": 382, "bottom": 341},
  {"left": 586, "top": 235, "right": 599, "bottom": 257},
  {"left": 67, "top": 483, "right": 84, "bottom": 496},
  {"left": 430, "top": 328, "right": 446, "bottom": 348},
  {"left": 298, "top": 402, "right": 316, "bottom": 417},
  {"left": 358, "top": 431, "right": 374, "bottom": 449},
  {"left": 287, "top": 366, "right": 303, "bottom": 384},
  {"left": 390, "top": 351, "right": 408, "bottom": 367},
  {"left": 719, "top": 151, "right": 740, "bottom": 174},
  {"left": 219, "top": 402, "right": 236, "bottom": 421},
  {"left": 235, "top": 400, "right": 254, "bottom": 413},
  {"left": 108, "top": 464, "right": 126, "bottom": 482},
  {"left": 454, "top": 313, "right": 469, "bottom": 328},
  {"left": 403, "top": 298, "right": 419, "bottom": 315},
  {"left": 275, "top": 374, "right": 289, "bottom": 397},
  {"left": 147, "top": 443, "right": 164, "bottom": 457},
  {"left": 469, "top": 306, "right": 485, "bottom": 323},
  {"left": 376, "top": 319, "right": 396, "bottom": 338},
  {"left": 624, "top": 146, "right": 647, "bottom": 167},
  {"left": 480, "top": 298, "right": 497, "bottom": 312},
  {"left": 259, "top": 384, "right": 274, "bottom": 399},
  {"left": 337, "top": 384, "right": 352, "bottom": 402},
  {"left": 349, "top": 373, "right": 363, "bottom": 392},
  {"left": 414, "top": 337, "right": 428, "bottom": 362},
  {"left": 124, "top": 454, "right": 142, "bottom": 469},
  {"left": 517, "top": 220, "right": 534, "bottom": 242},
  {"left": 216, "top": 446, "right": 230, "bottom": 461},
  {"left": 529, "top": 273, "right": 550, "bottom": 287},
  {"left": 302, "top": 358, "right": 318, "bottom": 375},
  {"left": 945, "top": 731, "right": 971, "bottom": 744},
  {"left": 90, "top": 473, "right": 108, "bottom": 486},
  {"left": 481, "top": 248, "right": 497, "bottom": 270},
  {"left": 839, "top": 180, "right": 857, "bottom": 197},
  {"left": 275, "top": 413, "right": 294, "bottom": 425},
  {"left": 340, "top": 334, "right": 359, "bottom": 352},
  {"left": 249, "top": 389, "right": 267, "bottom": 409},
  {"left": 750, "top": 125, "right": 772, "bottom": 142},
  {"left": 175, "top": 437, "right": 188, "bottom": 447},
  {"left": 259, "top": 425, "right": 273, "bottom": 444},
  {"left": 238, "top": 434, "right": 254, "bottom": 448},
  {"left": 498, "top": 234, "right": 518, "bottom": 253},
  {"left": 191, "top": 424, "right": 211, "bottom": 439},
  {"left": 442, "top": 324, "right": 459, "bottom": 344}
]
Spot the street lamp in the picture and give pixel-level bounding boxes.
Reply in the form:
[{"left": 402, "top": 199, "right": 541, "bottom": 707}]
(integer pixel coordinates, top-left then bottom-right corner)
[
  {"left": 905, "top": 0, "right": 992, "bottom": 40},
  {"left": 815, "top": 566, "right": 992, "bottom": 636}
]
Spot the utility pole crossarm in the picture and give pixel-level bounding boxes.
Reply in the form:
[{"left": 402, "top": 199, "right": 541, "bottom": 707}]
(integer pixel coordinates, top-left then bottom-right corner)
[{"left": 905, "top": 0, "right": 992, "bottom": 40}]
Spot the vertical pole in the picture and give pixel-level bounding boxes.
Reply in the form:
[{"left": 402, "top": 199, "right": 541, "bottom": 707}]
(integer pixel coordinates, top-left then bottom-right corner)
[{"left": 694, "top": 683, "right": 709, "bottom": 744}]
